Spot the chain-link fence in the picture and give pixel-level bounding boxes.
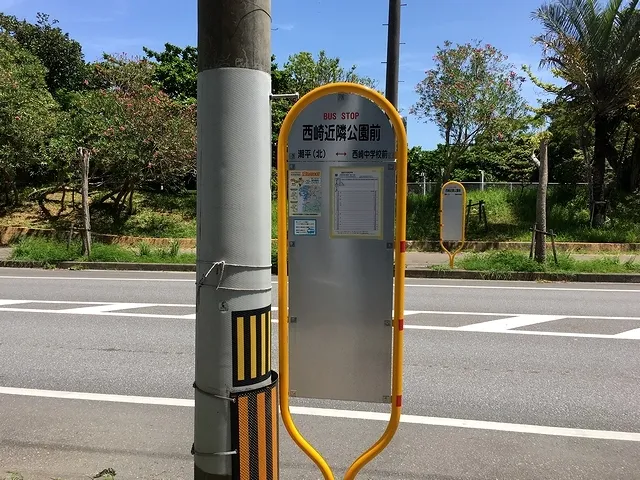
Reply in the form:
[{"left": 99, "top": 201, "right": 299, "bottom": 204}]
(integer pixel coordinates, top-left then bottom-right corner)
[{"left": 407, "top": 181, "right": 589, "bottom": 195}]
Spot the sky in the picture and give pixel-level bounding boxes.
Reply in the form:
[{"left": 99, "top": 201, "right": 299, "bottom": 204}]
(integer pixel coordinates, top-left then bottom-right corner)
[{"left": 1, "top": 0, "right": 557, "bottom": 149}]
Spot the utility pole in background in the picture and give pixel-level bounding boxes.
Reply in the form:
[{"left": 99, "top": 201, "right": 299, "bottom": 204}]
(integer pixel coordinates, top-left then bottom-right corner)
[
  {"left": 384, "top": 0, "right": 402, "bottom": 109},
  {"left": 195, "top": 1, "right": 278, "bottom": 479}
]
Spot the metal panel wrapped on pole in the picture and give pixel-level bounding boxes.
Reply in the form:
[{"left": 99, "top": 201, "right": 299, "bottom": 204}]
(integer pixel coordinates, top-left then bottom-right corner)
[{"left": 195, "top": 1, "right": 277, "bottom": 479}]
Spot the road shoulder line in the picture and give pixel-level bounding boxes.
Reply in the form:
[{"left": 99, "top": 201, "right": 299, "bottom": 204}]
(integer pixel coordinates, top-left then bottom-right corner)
[{"left": 1, "top": 386, "right": 639, "bottom": 443}]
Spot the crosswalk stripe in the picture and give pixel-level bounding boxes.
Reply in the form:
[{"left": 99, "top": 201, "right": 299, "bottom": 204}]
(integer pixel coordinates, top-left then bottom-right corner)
[{"left": 458, "top": 315, "right": 566, "bottom": 332}]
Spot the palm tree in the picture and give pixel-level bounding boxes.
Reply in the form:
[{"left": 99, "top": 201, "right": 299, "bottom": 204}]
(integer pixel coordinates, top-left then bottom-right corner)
[{"left": 532, "top": 0, "right": 640, "bottom": 226}]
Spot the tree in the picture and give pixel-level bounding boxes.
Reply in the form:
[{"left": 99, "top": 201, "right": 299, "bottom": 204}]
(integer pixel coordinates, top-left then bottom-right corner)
[
  {"left": 0, "top": 32, "right": 58, "bottom": 207},
  {"left": 143, "top": 43, "right": 197, "bottom": 102},
  {"left": 271, "top": 54, "right": 295, "bottom": 146},
  {"left": 45, "top": 56, "right": 196, "bottom": 222},
  {"left": 43, "top": 89, "right": 122, "bottom": 221},
  {"left": 88, "top": 54, "right": 196, "bottom": 212},
  {"left": 532, "top": 0, "right": 640, "bottom": 225},
  {"left": 616, "top": 101, "right": 640, "bottom": 194},
  {"left": 464, "top": 132, "right": 539, "bottom": 183},
  {"left": 408, "top": 146, "right": 445, "bottom": 182},
  {"left": 270, "top": 51, "right": 376, "bottom": 164},
  {"left": 411, "top": 40, "right": 529, "bottom": 182},
  {"left": 283, "top": 50, "right": 378, "bottom": 95},
  {"left": 0, "top": 12, "right": 87, "bottom": 97},
  {"left": 545, "top": 98, "right": 592, "bottom": 184}
]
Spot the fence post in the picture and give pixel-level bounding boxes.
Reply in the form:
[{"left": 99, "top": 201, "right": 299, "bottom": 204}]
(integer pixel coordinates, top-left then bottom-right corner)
[
  {"left": 481, "top": 201, "right": 488, "bottom": 233},
  {"left": 550, "top": 229, "right": 558, "bottom": 265},
  {"left": 529, "top": 224, "right": 536, "bottom": 259}
]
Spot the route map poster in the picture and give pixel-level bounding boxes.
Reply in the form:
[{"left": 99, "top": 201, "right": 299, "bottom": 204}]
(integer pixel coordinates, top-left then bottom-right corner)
[{"left": 288, "top": 170, "right": 322, "bottom": 217}]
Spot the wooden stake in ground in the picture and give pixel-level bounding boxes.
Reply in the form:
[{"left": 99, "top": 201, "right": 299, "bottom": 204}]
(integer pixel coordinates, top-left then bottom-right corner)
[
  {"left": 77, "top": 147, "right": 91, "bottom": 258},
  {"left": 534, "top": 137, "right": 549, "bottom": 263}
]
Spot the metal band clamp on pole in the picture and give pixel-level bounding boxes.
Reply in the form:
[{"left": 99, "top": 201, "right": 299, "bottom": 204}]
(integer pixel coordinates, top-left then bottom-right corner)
[{"left": 277, "top": 82, "right": 408, "bottom": 480}]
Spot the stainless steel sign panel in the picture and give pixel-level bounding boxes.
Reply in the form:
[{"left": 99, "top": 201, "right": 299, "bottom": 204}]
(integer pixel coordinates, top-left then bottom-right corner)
[{"left": 286, "top": 92, "right": 395, "bottom": 403}]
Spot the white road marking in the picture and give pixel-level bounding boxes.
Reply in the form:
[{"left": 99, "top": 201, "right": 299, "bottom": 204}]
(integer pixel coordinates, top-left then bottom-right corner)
[
  {"left": 404, "top": 325, "right": 626, "bottom": 340},
  {"left": 2, "top": 386, "right": 639, "bottom": 443},
  {"left": 293, "top": 406, "right": 640, "bottom": 442},
  {"left": 0, "top": 306, "right": 189, "bottom": 320},
  {"left": 57, "top": 303, "right": 155, "bottom": 314},
  {"left": 0, "top": 386, "right": 192, "bottom": 407},
  {"left": 613, "top": 328, "right": 640, "bottom": 339},
  {"left": 458, "top": 314, "right": 566, "bottom": 332},
  {"left": 267, "top": 319, "right": 635, "bottom": 339},
  {"left": 0, "top": 275, "right": 194, "bottom": 282},
  {"left": 1, "top": 300, "right": 639, "bottom": 339},
  {"left": 0, "top": 275, "right": 637, "bottom": 292},
  {"left": 270, "top": 307, "right": 423, "bottom": 316},
  {"left": 410, "top": 310, "right": 507, "bottom": 317},
  {"left": 0, "top": 300, "right": 31, "bottom": 306},
  {"left": 271, "top": 280, "right": 640, "bottom": 293},
  {"left": 400, "top": 284, "right": 640, "bottom": 293},
  {"left": 405, "top": 310, "right": 640, "bottom": 322}
]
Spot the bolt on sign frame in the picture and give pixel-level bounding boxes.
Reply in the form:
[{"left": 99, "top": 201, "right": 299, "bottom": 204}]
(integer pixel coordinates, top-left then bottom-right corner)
[
  {"left": 439, "top": 180, "right": 467, "bottom": 268},
  {"left": 277, "top": 82, "right": 408, "bottom": 480}
]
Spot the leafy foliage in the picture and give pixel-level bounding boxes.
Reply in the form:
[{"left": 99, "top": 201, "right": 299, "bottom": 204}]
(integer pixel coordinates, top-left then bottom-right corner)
[
  {"left": 143, "top": 43, "right": 197, "bottom": 102},
  {"left": 88, "top": 55, "right": 196, "bottom": 197},
  {"left": 1, "top": 8, "right": 639, "bottom": 245},
  {"left": 0, "top": 32, "right": 58, "bottom": 206},
  {"left": 282, "top": 50, "right": 377, "bottom": 94},
  {"left": 411, "top": 40, "right": 529, "bottom": 179},
  {"left": 0, "top": 12, "right": 87, "bottom": 97},
  {"left": 532, "top": 0, "right": 640, "bottom": 224},
  {"left": 408, "top": 145, "right": 445, "bottom": 182}
]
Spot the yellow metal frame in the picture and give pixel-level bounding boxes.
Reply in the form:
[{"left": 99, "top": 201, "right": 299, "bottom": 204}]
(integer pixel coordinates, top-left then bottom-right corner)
[
  {"left": 277, "top": 82, "right": 408, "bottom": 480},
  {"left": 439, "top": 180, "right": 467, "bottom": 268}
]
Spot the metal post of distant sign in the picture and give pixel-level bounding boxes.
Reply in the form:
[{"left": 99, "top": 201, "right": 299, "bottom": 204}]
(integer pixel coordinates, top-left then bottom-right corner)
[
  {"left": 277, "top": 82, "right": 408, "bottom": 480},
  {"left": 440, "top": 180, "right": 467, "bottom": 268}
]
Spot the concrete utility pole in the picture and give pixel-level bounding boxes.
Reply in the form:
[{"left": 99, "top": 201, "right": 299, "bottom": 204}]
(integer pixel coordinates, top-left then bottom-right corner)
[
  {"left": 195, "top": 1, "right": 277, "bottom": 479},
  {"left": 384, "top": 0, "right": 402, "bottom": 108}
]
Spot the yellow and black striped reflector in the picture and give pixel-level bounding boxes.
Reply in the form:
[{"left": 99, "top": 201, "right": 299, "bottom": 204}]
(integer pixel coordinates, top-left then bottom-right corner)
[
  {"left": 232, "top": 305, "right": 272, "bottom": 388},
  {"left": 231, "top": 371, "right": 279, "bottom": 480}
]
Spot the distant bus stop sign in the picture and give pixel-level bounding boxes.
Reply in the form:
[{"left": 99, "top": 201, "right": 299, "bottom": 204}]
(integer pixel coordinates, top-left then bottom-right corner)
[{"left": 440, "top": 181, "right": 467, "bottom": 267}]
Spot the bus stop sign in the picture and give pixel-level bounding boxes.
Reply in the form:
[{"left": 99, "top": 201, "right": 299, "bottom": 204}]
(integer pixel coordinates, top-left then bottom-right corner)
[{"left": 285, "top": 92, "right": 396, "bottom": 403}]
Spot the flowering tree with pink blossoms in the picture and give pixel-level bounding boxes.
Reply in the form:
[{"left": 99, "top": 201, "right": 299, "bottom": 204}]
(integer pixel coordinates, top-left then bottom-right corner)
[{"left": 411, "top": 40, "right": 529, "bottom": 181}]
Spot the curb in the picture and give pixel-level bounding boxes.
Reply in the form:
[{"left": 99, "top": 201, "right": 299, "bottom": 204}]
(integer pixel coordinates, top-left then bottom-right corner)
[
  {"left": 0, "top": 260, "right": 197, "bottom": 272},
  {"left": 404, "top": 240, "right": 640, "bottom": 253},
  {"left": 403, "top": 269, "right": 640, "bottom": 283},
  {"left": 1, "top": 260, "right": 639, "bottom": 283}
]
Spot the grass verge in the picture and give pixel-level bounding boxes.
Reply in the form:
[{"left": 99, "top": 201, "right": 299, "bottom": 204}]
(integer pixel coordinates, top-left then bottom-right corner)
[
  {"left": 458, "top": 250, "right": 640, "bottom": 274},
  {"left": 10, "top": 238, "right": 196, "bottom": 264},
  {"left": 9, "top": 237, "right": 280, "bottom": 265}
]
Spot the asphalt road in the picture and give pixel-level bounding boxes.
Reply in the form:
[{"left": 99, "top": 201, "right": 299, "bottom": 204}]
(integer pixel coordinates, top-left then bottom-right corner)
[{"left": 1, "top": 268, "right": 640, "bottom": 479}]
